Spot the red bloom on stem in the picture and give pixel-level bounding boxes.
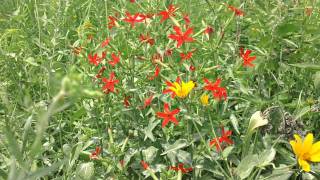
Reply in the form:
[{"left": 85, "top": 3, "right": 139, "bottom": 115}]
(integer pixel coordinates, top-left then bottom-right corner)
[
  {"left": 180, "top": 51, "right": 193, "bottom": 61},
  {"left": 95, "top": 66, "right": 106, "bottom": 79},
  {"left": 168, "top": 26, "right": 194, "bottom": 48},
  {"left": 156, "top": 103, "right": 180, "bottom": 128},
  {"left": 123, "top": 96, "right": 131, "bottom": 107},
  {"left": 130, "top": 0, "right": 135, "bottom": 3},
  {"left": 108, "top": 52, "right": 120, "bottom": 67},
  {"left": 101, "top": 37, "right": 111, "bottom": 48},
  {"left": 102, "top": 72, "right": 119, "bottom": 94},
  {"left": 204, "top": 26, "right": 214, "bottom": 35},
  {"left": 228, "top": 5, "right": 244, "bottom": 16},
  {"left": 189, "top": 65, "right": 196, "bottom": 71},
  {"left": 108, "top": 16, "right": 117, "bottom": 29},
  {"left": 90, "top": 146, "right": 102, "bottom": 160},
  {"left": 151, "top": 53, "right": 163, "bottom": 64},
  {"left": 139, "top": 34, "right": 155, "bottom": 46},
  {"left": 209, "top": 127, "right": 233, "bottom": 151},
  {"left": 163, "top": 77, "right": 181, "bottom": 98},
  {"left": 240, "top": 48, "right": 256, "bottom": 67},
  {"left": 140, "top": 160, "right": 149, "bottom": 170},
  {"left": 183, "top": 14, "right": 191, "bottom": 26},
  {"left": 158, "top": 4, "right": 177, "bottom": 23},
  {"left": 203, "top": 78, "right": 227, "bottom": 101},
  {"left": 169, "top": 163, "right": 193, "bottom": 173},
  {"left": 143, "top": 94, "right": 154, "bottom": 108},
  {"left": 148, "top": 66, "right": 160, "bottom": 80},
  {"left": 88, "top": 52, "right": 106, "bottom": 66},
  {"left": 165, "top": 49, "right": 173, "bottom": 56},
  {"left": 123, "top": 12, "right": 146, "bottom": 28}
]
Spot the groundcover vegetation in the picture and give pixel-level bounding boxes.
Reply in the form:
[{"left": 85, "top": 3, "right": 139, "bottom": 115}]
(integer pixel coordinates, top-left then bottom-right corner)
[{"left": 1, "top": 0, "right": 320, "bottom": 179}]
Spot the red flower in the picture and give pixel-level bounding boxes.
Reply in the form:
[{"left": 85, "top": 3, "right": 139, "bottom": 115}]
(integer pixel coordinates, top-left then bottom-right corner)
[
  {"left": 163, "top": 77, "right": 181, "bottom": 98},
  {"left": 102, "top": 72, "right": 119, "bottom": 94},
  {"left": 165, "top": 49, "right": 173, "bottom": 56},
  {"left": 189, "top": 65, "right": 196, "bottom": 71},
  {"left": 228, "top": 5, "right": 244, "bottom": 16},
  {"left": 140, "top": 160, "right": 149, "bottom": 170},
  {"left": 180, "top": 51, "right": 193, "bottom": 61},
  {"left": 139, "top": 34, "right": 155, "bottom": 46},
  {"left": 90, "top": 146, "right": 102, "bottom": 160},
  {"left": 168, "top": 26, "right": 194, "bottom": 48},
  {"left": 204, "top": 26, "right": 214, "bottom": 35},
  {"left": 183, "top": 14, "right": 191, "bottom": 26},
  {"left": 130, "top": 0, "right": 135, "bottom": 2},
  {"left": 88, "top": 52, "right": 106, "bottom": 66},
  {"left": 151, "top": 53, "right": 163, "bottom": 64},
  {"left": 240, "top": 48, "right": 256, "bottom": 67},
  {"left": 101, "top": 37, "right": 111, "bottom": 48},
  {"left": 203, "top": 78, "right": 227, "bottom": 101},
  {"left": 169, "top": 163, "right": 193, "bottom": 173},
  {"left": 209, "top": 126, "right": 233, "bottom": 151},
  {"left": 108, "top": 52, "right": 120, "bottom": 67},
  {"left": 148, "top": 66, "right": 160, "bottom": 80},
  {"left": 123, "top": 12, "right": 146, "bottom": 28},
  {"left": 95, "top": 66, "right": 106, "bottom": 79},
  {"left": 143, "top": 94, "right": 154, "bottom": 108},
  {"left": 156, "top": 103, "right": 180, "bottom": 128},
  {"left": 123, "top": 96, "right": 131, "bottom": 107},
  {"left": 158, "top": 4, "right": 177, "bottom": 23},
  {"left": 108, "top": 16, "right": 117, "bottom": 29}
]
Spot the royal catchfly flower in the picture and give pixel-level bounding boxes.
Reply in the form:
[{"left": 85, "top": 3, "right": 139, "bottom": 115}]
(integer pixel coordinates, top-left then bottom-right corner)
[
  {"left": 108, "top": 15, "right": 117, "bottom": 29},
  {"left": 240, "top": 48, "right": 256, "bottom": 67},
  {"left": 180, "top": 51, "right": 193, "bottom": 61},
  {"left": 123, "top": 12, "right": 146, "bottom": 28},
  {"left": 88, "top": 52, "right": 106, "bottom": 66},
  {"left": 163, "top": 77, "right": 195, "bottom": 98},
  {"left": 143, "top": 94, "right": 154, "bottom": 109},
  {"left": 108, "top": 52, "right": 120, "bottom": 67},
  {"left": 228, "top": 5, "right": 244, "bottom": 16},
  {"left": 203, "top": 78, "right": 227, "bottom": 101},
  {"left": 158, "top": 4, "right": 177, "bottom": 23},
  {"left": 95, "top": 66, "right": 106, "bottom": 79},
  {"left": 168, "top": 26, "right": 194, "bottom": 48},
  {"left": 290, "top": 133, "right": 320, "bottom": 172},
  {"left": 139, "top": 34, "right": 155, "bottom": 46},
  {"left": 90, "top": 146, "right": 102, "bottom": 160},
  {"left": 102, "top": 72, "right": 119, "bottom": 94},
  {"left": 148, "top": 66, "right": 160, "bottom": 80},
  {"left": 169, "top": 163, "right": 193, "bottom": 173},
  {"left": 156, "top": 103, "right": 180, "bottom": 128},
  {"left": 101, "top": 37, "right": 111, "bottom": 48},
  {"left": 140, "top": 160, "right": 149, "bottom": 170},
  {"left": 210, "top": 126, "right": 233, "bottom": 151}
]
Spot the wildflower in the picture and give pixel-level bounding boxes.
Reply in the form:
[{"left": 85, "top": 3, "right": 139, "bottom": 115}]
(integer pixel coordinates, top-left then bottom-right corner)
[
  {"left": 151, "top": 53, "right": 163, "bottom": 64},
  {"left": 290, "top": 133, "right": 320, "bottom": 172},
  {"left": 183, "top": 14, "right": 191, "bottom": 26},
  {"left": 130, "top": 0, "right": 135, "bottom": 2},
  {"left": 123, "top": 96, "right": 131, "bottom": 107},
  {"left": 148, "top": 66, "right": 160, "bottom": 80},
  {"left": 101, "top": 37, "right": 111, "bottom": 48},
  {"left": 139, "top": 34, "right": 155, "bottom": 46},
  {"left": 123, "top": 12, "right": 146, "bottom": 28},
  {"left": 88, "top": 52, "right": 106, "bottom": 66},
  {"left": 102, "top": 72, "right": 119, "bottom": 94},
  {"left": 240, "top": 48, "right": 256, "bottom": 67},
  {"left": 180, "top": 51, "right": 193, "bottom": 61},
  {"left": 169, "top": 163, "right": 193, "bottom": 173},
  {"left": 95, "top": 66, "right": 106, "bottom": 79},
  {"left": 163, "top": 77, "right": 195, "bottom": 98},
  {"left": 143, "top": 94, "right": 154, "bottom": 108},
  {"left": 165, "top": 48, "right": 173, "bottom": 56},
  {"left": 228, "top": 5, "right": 244, "bottom": 16},
  {"left": 108, "top": 16, "right": 117, "bottom": 29},
  {"left": 157, "top": 103, "right": 180, "bottom": 128},
  {"left": 158, "top": 4, "right": 177, "bottom": 23},
  {"left": 168, "top": 26, "right": 194, "bottom": 48},
  {"left": 204, "top": 26, "right": 214, "bottom": 35},
  {"left": 108, "top": 52, "right": 120, "bottom": 67},
  {"left": 90, "top": 146, "right": 102, "bottom": 160},
  {"left": 189, "top": 65, "right": 196, "bottom": 71},
  {"left": 200, "top": 94, "right": 209, "bottom": 106},
  {"left": 203, "top": 78, "right": 227, "bottom": 101},
  {"left": 210, "top": 127, "right": 233, "bottom": 151},
  {"left": 140, "top": 160, "right": 149, "bottom": 170}
]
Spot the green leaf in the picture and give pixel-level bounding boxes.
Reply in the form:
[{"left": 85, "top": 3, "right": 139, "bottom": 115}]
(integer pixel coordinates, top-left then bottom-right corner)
[
  {"left": 161, "top": 139, "right": 189, "bottom": 155},
  {"left": 289, "top": 63, "right": 320, "bottom": 70},
  {"left": 277, "top": 23, "right": 299, "bottom": 36},
  {"left": 142, "top": 146, "right": 158, "bottom": 163},
  {"left": 313, "top": 72, "right": 320, "bottom": 90},
  {"left": 258, "top": 148, "right": 276, "bottom": 167},
  {"left": 263, "top": 165, "right": 293, "bottom": 180},
  {"left": 27, "top": 160, "right": 66, "bottom": 179},
  {"left": 236, "top": 154, "right": 259, "bottom": 179},
  {"left": 222, "top": 146, "right": 234, "bottom": 159},
  {"left": 230, "top": 114, "right": 240, "bottom": 134},
  {"left": 293, "top": 106, "right": 311, "bottom": 121}
]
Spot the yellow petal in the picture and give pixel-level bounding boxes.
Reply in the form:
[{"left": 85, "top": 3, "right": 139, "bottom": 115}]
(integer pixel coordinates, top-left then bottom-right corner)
[
  {"left": 311, "top": 141, "right": 320, "bottom": 155},
  {"left": 290, "top": 140, "right": 299, "bottom": 157},
  {"left": 298, "top": 158, "right": 311, "bottom": 172},
  {"left": 302, "top": 133, "right": 314, "bottom": 153},
  {"left": 310, "top": 153, "right": 320, "bottom": 162}
]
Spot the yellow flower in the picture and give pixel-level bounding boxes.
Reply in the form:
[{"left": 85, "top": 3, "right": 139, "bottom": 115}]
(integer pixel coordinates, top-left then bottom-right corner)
[
  {"left": 290, "top": 133, "right": 320, "bottom": 172},
  {"left": 200, "top": 94, "right": 209, "bottom": 106},
  {"left": 168, "top": 80, "right": 195, "bottom": 98}
]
